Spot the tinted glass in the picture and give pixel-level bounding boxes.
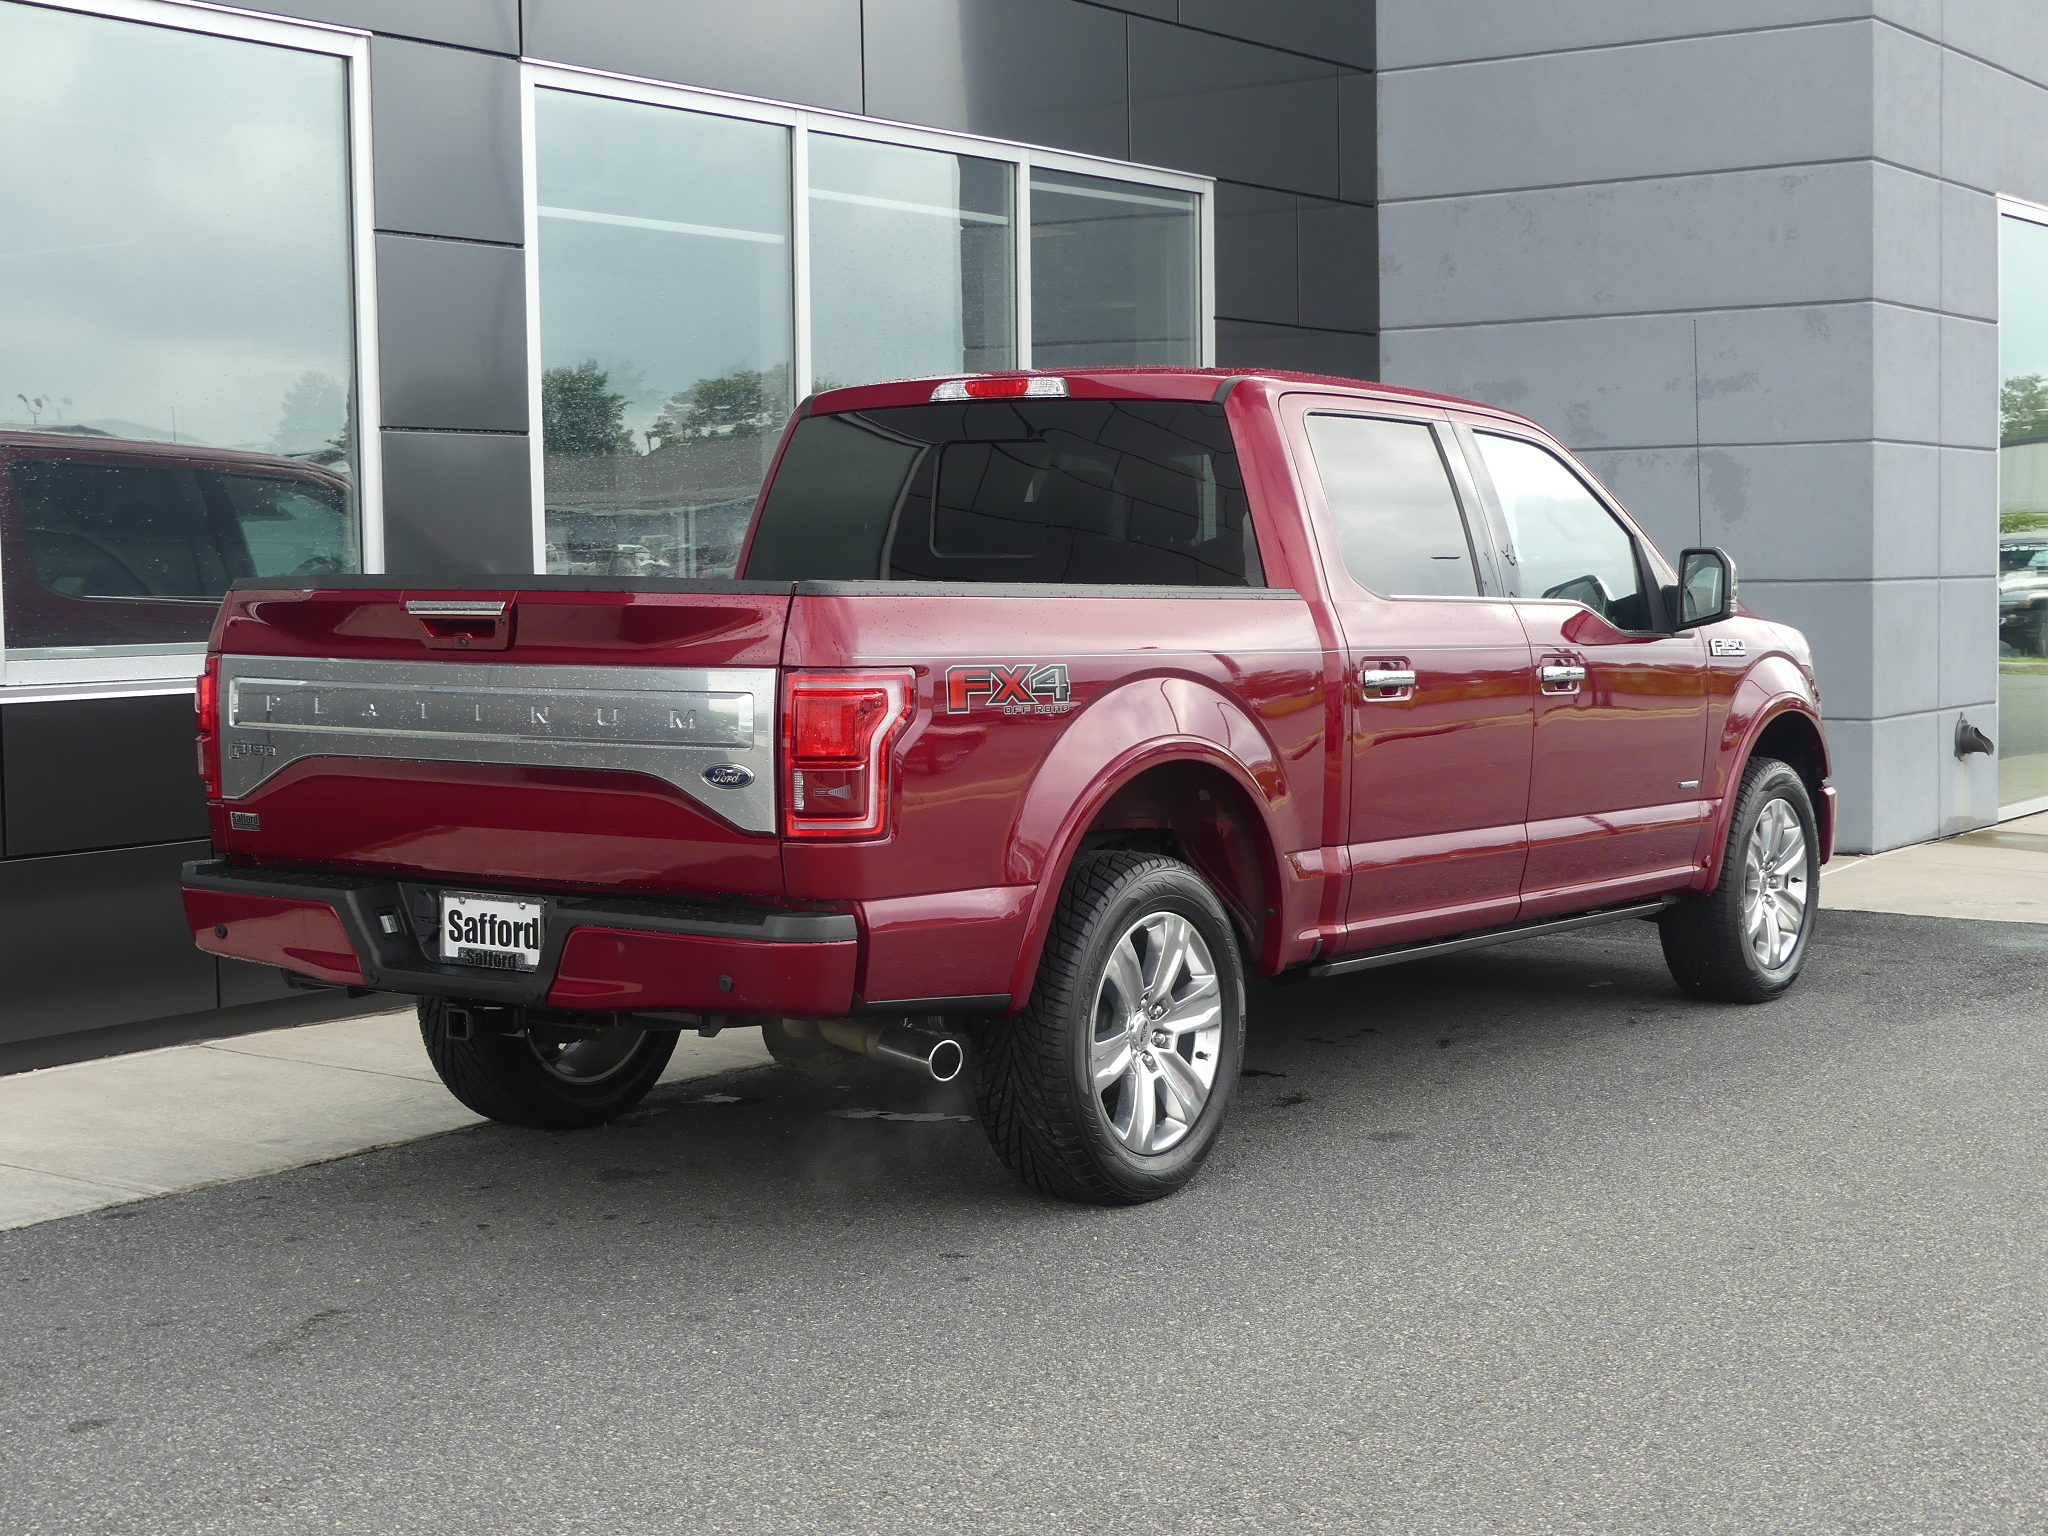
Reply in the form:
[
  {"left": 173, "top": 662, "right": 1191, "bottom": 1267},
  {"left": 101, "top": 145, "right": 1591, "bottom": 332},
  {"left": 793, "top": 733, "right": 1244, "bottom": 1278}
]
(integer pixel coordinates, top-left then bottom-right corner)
[
  {"left": 1998, "top": 212, "right": 2048, "bottom": 809},
  {"left": 0, "top": 1, "right": 359, "bottom": 652},
  {"left": 5, "top": 453, "right": 353, "bottom": 648},
  {"left": 1477, "top": 434, "right": 1649, "bottom": 629},
  {"left": 1031, "top": 171, "right": 1198, "bottom": 368},
  {"left": 1305, "top": 415, "right": 1477, "bottom": 598},
  {"left": 536, "top": 90, "right": 792, "bottom": 579},
  {"left": 746, "top": 400, "right": 1260, "bottom": 587},
  {"left": 809, "top": 136, "right": 1013, "bottom": 390}
]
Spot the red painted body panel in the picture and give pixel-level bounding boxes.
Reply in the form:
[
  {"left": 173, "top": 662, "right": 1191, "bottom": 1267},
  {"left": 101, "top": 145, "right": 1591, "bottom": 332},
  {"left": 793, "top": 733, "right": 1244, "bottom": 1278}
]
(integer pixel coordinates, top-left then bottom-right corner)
[
  {"left": 777, "top": 595, "right": 1327, "bottom": 896},
  {"left": 547, "top": 928, "right": 857, "bottom": 1014},
  {"left": 857, "top": 885, "right": 1033, "bottom": 1003},
  {"left": 185, "top": 888, "right": 364, "bottom": 985},
  {"left": 183, "top": 367, "right": 1833, "bottom": 1017},
  {"left": 1699, "top": 642, "right": 1831, "bottom": 884},
  {"left": 215, "top": 758, "right": 783, "bottom": 899},
  {"left": 1516, "top": 601, "right": 1711, "bottom": 908},
  {"left": 214, "top": 586, "right": 789, "bottom": 667}
]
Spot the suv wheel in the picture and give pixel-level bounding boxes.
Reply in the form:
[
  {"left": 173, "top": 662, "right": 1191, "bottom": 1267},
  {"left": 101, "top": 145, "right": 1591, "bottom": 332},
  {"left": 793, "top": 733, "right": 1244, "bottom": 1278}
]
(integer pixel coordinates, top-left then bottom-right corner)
[
  {"left": 418, "top": 1000, "right": 677, "bottom": 1128},
  {"left": 975, "top": 851, "right": 1247, "bottom": 1205},
  {"left": 1659, "top": 755, "right": 1820, "bottom": 1002}
]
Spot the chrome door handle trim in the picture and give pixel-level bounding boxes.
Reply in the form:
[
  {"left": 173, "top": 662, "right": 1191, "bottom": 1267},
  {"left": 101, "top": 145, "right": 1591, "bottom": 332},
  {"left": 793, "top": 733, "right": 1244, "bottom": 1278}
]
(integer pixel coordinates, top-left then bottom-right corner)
[
  {"left": 1359, "top": 668, "right": 1417, "bottom": 691},
  {"left": 1539, "top": 664, "right": 1587, "bottom": 686}
]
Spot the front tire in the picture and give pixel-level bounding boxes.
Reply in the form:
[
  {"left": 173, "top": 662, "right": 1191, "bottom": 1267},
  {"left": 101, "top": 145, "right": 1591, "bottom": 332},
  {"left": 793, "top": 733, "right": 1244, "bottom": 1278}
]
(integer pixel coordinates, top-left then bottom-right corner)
[
  {"left": 419, "top": 999, "right": 677, "bottom": 1129},
  {"left": 1660, "top": 756, "right": 1819, "bottom": 1002},
  {"left": 976, "top": 852, "right": 1247, "bottom": 1205}
]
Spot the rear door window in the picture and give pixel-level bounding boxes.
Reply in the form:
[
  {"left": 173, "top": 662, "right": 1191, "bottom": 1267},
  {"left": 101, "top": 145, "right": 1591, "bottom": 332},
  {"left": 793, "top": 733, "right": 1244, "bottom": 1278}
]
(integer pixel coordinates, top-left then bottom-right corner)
[
  {"left": 744, "top": 399, "right": 1262, "bottom": 586},
  {"left": 1303, "top": 413, "right": 1480, "bottom": 598}
]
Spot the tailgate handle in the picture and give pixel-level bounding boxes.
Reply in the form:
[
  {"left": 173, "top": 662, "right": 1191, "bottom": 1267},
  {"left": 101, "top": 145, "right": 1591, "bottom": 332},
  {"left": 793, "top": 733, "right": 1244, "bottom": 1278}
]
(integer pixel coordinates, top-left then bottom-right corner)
[{"left": 406, "top": 598, "right": 513, "bottom": 651}]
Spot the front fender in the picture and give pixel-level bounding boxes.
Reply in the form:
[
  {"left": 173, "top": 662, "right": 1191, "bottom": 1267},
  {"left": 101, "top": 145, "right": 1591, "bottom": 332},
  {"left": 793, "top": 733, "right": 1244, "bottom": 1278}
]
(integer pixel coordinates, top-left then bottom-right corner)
[
  {"left": 1000, "top": 675, "right": 1297, "bottom": 1006},
  {"left": 1699, "top": 656, "right": 1830, "bottom": 885}
]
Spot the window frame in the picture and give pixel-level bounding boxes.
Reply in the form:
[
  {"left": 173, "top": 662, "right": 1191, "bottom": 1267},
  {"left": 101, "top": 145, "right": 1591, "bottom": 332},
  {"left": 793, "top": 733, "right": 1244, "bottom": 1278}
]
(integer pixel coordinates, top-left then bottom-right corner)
[
  {"left": 519, "top": 60, "right": 1216, "bottom": 575},
  {"left": 0, "top": 0, "right": 382, "bottom": 700}
]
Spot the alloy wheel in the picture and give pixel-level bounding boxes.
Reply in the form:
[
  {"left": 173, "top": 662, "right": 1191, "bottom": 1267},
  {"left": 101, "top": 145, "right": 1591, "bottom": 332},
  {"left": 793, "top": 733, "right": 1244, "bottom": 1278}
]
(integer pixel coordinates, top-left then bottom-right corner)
[
  {"left": 528, "top": 1025, "right": 648, "bottom": 1085},
  {"left": 1740, "top": 798, "right": 1809, "bottom": 971},
  {"left": 1088, "top": 911, "right": 1224, "bottom": 1154}
]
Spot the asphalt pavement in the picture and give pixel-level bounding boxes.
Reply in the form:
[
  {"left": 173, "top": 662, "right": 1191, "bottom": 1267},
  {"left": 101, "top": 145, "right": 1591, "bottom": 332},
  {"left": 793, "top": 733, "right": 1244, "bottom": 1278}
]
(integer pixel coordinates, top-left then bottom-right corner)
[{"left": 7, "top": 908, "right": 2048, "bottom": 1535}]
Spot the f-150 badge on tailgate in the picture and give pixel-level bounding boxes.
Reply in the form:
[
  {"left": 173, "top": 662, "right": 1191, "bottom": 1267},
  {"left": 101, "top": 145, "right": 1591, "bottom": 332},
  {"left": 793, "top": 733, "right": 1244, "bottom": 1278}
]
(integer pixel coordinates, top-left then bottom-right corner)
[{"left": 945, "top": 662, "right": 1074, "bottom": 715}]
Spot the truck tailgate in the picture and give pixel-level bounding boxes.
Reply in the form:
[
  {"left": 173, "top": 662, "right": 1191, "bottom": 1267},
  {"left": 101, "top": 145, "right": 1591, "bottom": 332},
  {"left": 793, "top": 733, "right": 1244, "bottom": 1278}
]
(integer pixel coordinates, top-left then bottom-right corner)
[{"left": 209, "top": 582, "right": 791, "bottom": 899}]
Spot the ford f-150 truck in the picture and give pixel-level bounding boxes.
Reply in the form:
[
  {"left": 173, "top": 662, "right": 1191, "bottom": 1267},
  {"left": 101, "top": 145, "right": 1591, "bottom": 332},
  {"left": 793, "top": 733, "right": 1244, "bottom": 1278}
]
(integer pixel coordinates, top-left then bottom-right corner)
[{"left": 183, "top": 367, "right": 1833, "bottom": 1204}]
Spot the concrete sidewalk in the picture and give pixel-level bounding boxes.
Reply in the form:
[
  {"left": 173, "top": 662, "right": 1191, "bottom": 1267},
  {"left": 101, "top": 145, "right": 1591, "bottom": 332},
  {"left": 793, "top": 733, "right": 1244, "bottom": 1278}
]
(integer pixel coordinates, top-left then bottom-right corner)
[
  {"left": 1820, "top": 809, "right": 2048, "bottom": 924},
  {"left": 3, "top": 811, "right": 2040, "bottom": 1233},
  {"left": 0, "top": 1012, "right": 771, "bottom": 1231}
]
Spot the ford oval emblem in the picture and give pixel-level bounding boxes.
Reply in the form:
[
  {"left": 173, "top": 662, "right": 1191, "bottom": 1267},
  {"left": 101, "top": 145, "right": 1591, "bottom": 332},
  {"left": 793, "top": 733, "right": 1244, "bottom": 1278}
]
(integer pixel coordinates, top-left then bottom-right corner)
[{"left": 702, "top": 763, "right": 754, "bottom": 789}]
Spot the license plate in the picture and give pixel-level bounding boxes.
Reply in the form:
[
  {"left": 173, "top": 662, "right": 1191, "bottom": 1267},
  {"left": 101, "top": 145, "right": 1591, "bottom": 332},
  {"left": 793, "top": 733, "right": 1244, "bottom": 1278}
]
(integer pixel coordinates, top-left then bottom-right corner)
[{"left": 439, "top": 892, "right": 543, "bottom": 972}]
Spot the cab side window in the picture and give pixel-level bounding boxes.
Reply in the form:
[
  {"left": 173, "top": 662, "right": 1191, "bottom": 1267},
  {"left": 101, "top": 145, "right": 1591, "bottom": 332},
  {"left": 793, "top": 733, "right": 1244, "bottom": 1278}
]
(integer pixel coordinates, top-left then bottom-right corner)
[
  {"left": 1304, "top": 413, "right": 1479, "bottom": 598},
  {"left": 1475, "top": 433, "right": 1649, "bottom": 629}
]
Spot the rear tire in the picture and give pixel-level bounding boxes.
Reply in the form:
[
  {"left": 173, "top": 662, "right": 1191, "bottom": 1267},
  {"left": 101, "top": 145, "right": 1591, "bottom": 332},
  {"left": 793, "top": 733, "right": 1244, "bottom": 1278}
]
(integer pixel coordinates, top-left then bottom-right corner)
[
  {"left": 1660, "top": 756, "right": 1819, "bottom": 1003},
  {"left": 975, "top": 852, "right": 1246, "bottom": 1205},
  {"left": 418, "top": 999, "right": 676, "bottom": 1129}
]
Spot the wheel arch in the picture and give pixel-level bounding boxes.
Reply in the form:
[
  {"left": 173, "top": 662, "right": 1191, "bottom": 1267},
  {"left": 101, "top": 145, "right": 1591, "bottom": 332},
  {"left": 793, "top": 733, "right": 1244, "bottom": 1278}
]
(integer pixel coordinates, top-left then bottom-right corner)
[
  {"left": 998, "top": 678, "right": 1295, "bottom": 1010},
  {"left": 1704, "top": 695, "right": 1832, "bottom": 886}
]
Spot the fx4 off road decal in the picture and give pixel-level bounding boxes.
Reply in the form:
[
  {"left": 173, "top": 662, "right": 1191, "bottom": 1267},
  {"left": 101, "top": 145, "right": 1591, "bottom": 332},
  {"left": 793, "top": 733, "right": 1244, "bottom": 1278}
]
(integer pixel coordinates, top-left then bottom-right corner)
[{"left": 945, "top": 663, "right": 1074, "bottom": 716}]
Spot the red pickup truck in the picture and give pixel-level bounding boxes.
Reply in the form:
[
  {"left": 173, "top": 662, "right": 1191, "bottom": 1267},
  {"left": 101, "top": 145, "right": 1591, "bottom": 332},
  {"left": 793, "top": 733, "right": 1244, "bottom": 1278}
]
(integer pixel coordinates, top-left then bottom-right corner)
[{"left": 184, "top": 367, "right": 1832, "bottom": 1204}]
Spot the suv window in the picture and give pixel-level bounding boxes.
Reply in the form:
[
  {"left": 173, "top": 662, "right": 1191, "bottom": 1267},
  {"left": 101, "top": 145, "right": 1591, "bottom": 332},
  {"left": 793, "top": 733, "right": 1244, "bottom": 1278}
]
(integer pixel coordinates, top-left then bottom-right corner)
[
  {"left": 3, "top": 451, "right": 357, "bottom": 649},
  {"left": 745, "top": 399, "right": 1262, "bottom": 586},
  {"left": 1475, "top": 433, "right": 1650, "bottom": 629},
  {"left": 1304, "top": 413, "right": 1478, "bottom": 598}
]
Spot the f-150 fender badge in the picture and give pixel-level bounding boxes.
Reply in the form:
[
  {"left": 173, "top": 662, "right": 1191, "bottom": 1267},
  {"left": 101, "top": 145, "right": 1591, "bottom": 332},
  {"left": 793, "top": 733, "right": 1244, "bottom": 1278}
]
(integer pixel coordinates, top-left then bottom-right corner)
[
  {"left": 944, "top": 662, "right": 1075, "bottom": 715},
  {"left": 702, "top": 763, "right": 755, "bottom": 788},
  {"left": 1709, "top": 638, "right": 1747, "bottom": 657}
]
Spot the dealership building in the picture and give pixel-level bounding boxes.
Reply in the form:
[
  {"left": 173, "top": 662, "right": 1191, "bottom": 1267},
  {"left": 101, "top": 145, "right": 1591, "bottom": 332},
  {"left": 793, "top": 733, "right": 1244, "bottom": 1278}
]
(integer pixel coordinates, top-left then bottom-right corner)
[{"left": 1, "top": 0, "right": 2042, "bottom": 1067}]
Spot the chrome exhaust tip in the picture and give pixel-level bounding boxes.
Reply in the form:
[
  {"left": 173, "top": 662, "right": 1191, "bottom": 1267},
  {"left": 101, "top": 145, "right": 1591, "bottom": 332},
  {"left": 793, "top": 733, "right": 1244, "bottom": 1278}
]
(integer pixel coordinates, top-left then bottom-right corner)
[{"left": 817, "top": 1019, "right": 965, "bottom": 1083}]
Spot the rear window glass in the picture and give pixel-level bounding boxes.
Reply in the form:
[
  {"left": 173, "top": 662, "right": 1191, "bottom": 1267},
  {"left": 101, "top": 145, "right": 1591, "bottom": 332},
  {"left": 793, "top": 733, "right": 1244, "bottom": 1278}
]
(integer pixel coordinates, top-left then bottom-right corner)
[
  {"left": 743, "top": 399, "right": 1263, "bottom": 587},
  {"left": 2, "top": 451, "right": 357, "bottom": 650}
]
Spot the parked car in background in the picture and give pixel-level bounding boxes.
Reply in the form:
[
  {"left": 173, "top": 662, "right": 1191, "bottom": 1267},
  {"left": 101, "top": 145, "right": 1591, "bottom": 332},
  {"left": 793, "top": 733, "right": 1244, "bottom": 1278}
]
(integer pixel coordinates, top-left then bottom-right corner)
[
  {"left": 2002, "top": 531, "right": 2048, "bottom": 656},
  {"left": 0, "top": 430, "right": 356, "bottom": 652},
  {"left": 182, "top": 368, "right": 1833, "bottom": 1205}
]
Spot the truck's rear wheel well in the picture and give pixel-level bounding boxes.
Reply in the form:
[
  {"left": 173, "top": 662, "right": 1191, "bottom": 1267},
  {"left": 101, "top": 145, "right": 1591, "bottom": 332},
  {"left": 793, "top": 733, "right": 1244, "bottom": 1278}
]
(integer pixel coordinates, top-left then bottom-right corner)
[{"left": 1079, "top": 762, "right": 1272, "bottom": 959}]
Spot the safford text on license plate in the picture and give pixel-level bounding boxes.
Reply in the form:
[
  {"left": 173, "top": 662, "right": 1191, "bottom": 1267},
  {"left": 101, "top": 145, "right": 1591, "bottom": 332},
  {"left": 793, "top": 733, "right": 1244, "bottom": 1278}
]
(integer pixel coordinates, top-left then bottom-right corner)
[{"left": 440, "top": 892, "right": 543, "bottom": 972}]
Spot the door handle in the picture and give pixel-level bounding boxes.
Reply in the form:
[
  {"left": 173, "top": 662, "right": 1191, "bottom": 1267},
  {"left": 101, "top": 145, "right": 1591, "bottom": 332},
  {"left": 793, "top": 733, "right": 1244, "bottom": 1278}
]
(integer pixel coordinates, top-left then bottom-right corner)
[
  {"left": 1539, "top": 663, "right": 1586, "bottom": 690},
  {"left": 1359, "top": 667, "right": 1417, "bottom": 693}
]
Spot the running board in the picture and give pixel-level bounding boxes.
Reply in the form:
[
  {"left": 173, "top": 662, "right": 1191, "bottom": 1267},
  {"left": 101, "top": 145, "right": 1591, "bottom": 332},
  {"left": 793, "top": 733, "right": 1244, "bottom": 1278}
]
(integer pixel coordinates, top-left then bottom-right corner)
[{"left": 1300, "top": 897, "right": 1679, "bottom": 981}]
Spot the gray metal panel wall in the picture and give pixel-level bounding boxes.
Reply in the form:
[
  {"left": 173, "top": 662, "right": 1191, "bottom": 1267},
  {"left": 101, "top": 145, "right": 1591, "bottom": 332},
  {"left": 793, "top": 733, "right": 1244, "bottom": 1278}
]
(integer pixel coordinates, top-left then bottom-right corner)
[
  {"left": 2, "top": 695, "right": 207, "bottom": 857},
  {"left": 0, "top": 841, "right": 217, "bottom": 1047},
  {"left": 1375, "top": 4, "right": 2019, "bottom": 851}
]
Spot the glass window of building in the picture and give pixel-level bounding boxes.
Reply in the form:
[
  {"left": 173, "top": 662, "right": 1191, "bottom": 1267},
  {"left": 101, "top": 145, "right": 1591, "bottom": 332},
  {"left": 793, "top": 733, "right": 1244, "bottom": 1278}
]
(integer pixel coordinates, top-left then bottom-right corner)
[
  {"left": 528, "top": 77, "right": 1210, "bottom": 579},
  {"left": 1999, "top": 210, "right": 2048, "bottom": 811},
  {"left": 808, "top": 136, "right": 1013, "bottom": 391},
  {"left": 1030, "top": 170, "right": 1199, "bottom": 369},
  {"left": 0, "top": 1, "right": 360, "bottom": 656},
  {"left": 535, "top": 90, "right": 793, "bottom": 579}
]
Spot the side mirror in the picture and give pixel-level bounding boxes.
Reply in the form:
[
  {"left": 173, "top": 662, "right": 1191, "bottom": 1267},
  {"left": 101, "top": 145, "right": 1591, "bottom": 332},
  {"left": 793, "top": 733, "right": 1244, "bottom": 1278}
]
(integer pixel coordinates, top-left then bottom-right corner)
[{"left": 1675, "top": 547, "right": 1737, "bottom": 628}]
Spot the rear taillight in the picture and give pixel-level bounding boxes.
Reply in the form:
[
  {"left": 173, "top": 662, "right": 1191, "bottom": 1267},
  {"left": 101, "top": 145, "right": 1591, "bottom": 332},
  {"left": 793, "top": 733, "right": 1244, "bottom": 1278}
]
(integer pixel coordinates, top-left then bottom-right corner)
[
  {"left": 195, "top": 655, "right": 221, "bottom": 797},
  {"left": 783, "top": 670, "right": 914, "bottom": 838}
]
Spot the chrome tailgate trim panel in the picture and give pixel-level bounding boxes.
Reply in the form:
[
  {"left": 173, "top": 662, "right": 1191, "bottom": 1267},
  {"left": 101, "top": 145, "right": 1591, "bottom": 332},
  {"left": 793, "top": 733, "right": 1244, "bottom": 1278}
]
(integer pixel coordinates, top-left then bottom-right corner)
[{"left": 218, "top": 656, "right": 777, "bottom": 831}]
